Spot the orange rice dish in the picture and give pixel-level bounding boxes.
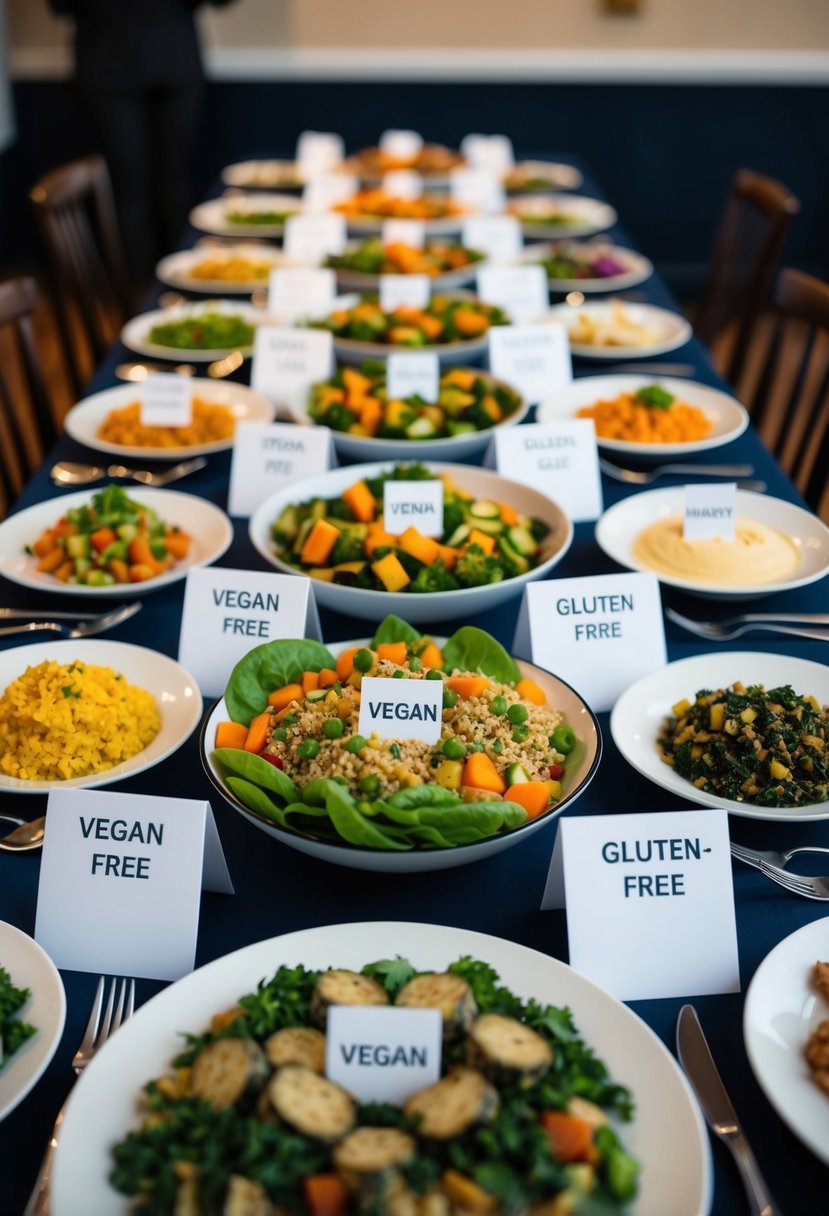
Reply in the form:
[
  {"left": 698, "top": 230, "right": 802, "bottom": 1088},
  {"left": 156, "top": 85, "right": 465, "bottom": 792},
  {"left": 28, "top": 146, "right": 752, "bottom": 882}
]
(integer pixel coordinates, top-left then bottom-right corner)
[
  {"left": 97, "top": 398, "right": 236, "bottom": 449},
  {"left": 576, "top": 391, "right": 712, "bottom": 444}
]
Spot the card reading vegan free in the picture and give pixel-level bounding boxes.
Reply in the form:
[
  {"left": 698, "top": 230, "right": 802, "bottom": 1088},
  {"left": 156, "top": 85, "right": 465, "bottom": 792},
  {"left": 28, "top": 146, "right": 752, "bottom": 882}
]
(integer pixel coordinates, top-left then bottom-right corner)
[{"left": 228, "top": 421, "right": 333, "bottom": 518}]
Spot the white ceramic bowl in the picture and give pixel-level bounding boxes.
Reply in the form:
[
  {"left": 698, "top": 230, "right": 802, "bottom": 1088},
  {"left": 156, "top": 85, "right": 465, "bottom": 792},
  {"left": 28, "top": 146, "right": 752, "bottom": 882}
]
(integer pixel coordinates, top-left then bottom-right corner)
[
  {"left": 541, "top": 300, "right": 693, "bottom": 360},
  {"left": 63, "top": 379, "right": 274, "bottom": 460},
  {"left": 120, "top": 299, "right": 267, "bottom": 362},
  {"left": 155, "top": 245, "right": 288, "bottom": 295},
  {"left": 536, "top": 375, "right": 749, "bottom": 460},
  {"left": 189, "top": 193, "right": 303, "bottom": 238},
  {"left": 595, "top": 486, "right": 829, "bottom": 600},
  {"left": 518, "top": 242, "right": 653, "bottom": 294},
  {"left": 0, "top": 487, "right": 233, "bottom": 598},
  {"left": 283, "top": 369, "right": 528, "bottom": 463},
  {"left": 507, "top": 194, "right": 617, "bottom": 240},
  {"left": 201, "top": 643, "right": 601, "bottom": 872},
  {"left": 247, "top": 461, "right": 573, "bottom": 623}
]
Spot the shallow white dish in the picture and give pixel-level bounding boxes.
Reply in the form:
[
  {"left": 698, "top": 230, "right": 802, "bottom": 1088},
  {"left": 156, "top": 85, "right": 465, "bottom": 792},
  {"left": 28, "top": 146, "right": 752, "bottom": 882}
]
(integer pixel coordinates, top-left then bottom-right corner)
[
  {"left": 744, "top": 917, "right": 829, "bottom": 1165},
  {"left": 536, "top": 374, "right": 749, "bottom": 459},
  {"left": 248, "top": 460, "right": 573, "bottom": 623},
  {"left": 51, "top": 921, "right": 711, "bottom": 1215},
  {"left": 0, "top": 922, "right": 66, "bottom": 1122},
  {"left": 120, "top": 299, "right": 267, "bottom": 362},
  {"left": 595, "top": 487, "right": 829, "bottom": 599},
  {"left": 201, "top": 641, "right": 601, "bottom": 872},
  {"left": 155, "top": 244, "right": 288, "bottom": 295},
  {"left": 221, "top": 159, "right": 309, "bottom": 191},
  {"left": 283, "top": 369, "right": 528, "bottom": 463},
  {"left": 504, "top": 160, "right": 584, "bottom": 193},
  {"left": 189, "top": 193, "right": 303, "bottom": 238},
  {"left": 518, "top": 242, "right": 653, "bottom": 293},
  {"left": 542, "top": 300, "right": 692, "bottom": 360},
  {"left": 0, "top": 639, "right": 202, "bottom": 794},
  {"left": 507, "top": 193, "right": 617, "bottom": 240},
  {"left": 0, "top": 487, "right": 233, "bottom": 598},
  {"left": 610, "top": 650, "right": 829, "bottom": 822},
  {"left": 63, "top": 379, "right": 274, "bottom": 461}
]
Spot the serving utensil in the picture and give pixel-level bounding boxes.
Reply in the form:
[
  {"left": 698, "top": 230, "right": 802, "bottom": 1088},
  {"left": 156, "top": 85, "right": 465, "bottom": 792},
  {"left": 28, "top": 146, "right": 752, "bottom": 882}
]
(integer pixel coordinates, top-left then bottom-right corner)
[
  {"left": 757, "top": 859, "right": 829, "bottom": 900},
  {"left": 115, "top": 355, "right": 242, "bottom": 381},
  {"left": 599, "top": 457, "right": 755, "bottom": 485},
  {"left": 667, "top": 608, "right": 829, "bottom": 644},
  {"left": 0, "top": 602, "right": 141, "bottom": 640},
  {"left": 731, "top": 841, "right": 829, "bottom": 871},
  {"left": 676, "top": 1004, "right": 781, "bottom": 1216},
  {"left": 51, "top": 456, "right": 207, "bottom": 487},
  {"left": 0, "top": 813, "right": 45, "bottom": 852}
]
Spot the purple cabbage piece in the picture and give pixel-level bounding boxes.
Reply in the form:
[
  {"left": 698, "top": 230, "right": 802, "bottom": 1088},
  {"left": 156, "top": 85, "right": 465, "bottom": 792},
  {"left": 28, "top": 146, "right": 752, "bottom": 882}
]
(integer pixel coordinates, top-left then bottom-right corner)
[{"left": 592, "top": 255, "right": 626, "bottom": 278}]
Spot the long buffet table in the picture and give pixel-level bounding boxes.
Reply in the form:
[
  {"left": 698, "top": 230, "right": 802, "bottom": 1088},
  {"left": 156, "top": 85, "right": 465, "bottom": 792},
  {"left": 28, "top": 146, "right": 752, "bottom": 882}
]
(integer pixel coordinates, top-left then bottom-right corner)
[{"left": 1, "top": 158, "right": 827, "bottom": 1216}]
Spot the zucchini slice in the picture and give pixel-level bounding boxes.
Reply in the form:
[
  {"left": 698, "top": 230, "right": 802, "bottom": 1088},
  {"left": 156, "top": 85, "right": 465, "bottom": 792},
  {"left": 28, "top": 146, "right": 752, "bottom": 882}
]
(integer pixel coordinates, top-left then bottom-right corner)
[
  {"left": 404, "top": 1067, "right": 498, "bottom": 1138},
  {"left": 223, "top": 1175, "right": 273, "bottom": 1216},
  {"left": 395, "top": 973, "right": 477, "bottom": 1040},
  {"left": 265, "top": 1026, "right": 327, "bottom": 1074},
  {"left": 469, "top": 499, "right": 501, "bottom": 520},
  {"left": 467, "top": 1013, "right": 553, "bottom": 1084},
  {"left": 268, "top": 1064, "right": 355, "bottom": 1142},
  {"left": 333, "top": 1126, "right": 416, "bottom": 1197},
  {"left": 190, "top": 1038, "right": 268, "bottom": 1110},
  {"left": 311, "top": 969, "right": 389, "bottom": 1027}
]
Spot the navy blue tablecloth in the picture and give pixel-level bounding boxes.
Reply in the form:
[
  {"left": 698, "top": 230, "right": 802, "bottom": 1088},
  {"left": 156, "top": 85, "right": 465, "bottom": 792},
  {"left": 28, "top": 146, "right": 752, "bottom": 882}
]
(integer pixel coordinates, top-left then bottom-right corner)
[{"left": 1, "top": 159, "right": 828, "bottom": 1216}]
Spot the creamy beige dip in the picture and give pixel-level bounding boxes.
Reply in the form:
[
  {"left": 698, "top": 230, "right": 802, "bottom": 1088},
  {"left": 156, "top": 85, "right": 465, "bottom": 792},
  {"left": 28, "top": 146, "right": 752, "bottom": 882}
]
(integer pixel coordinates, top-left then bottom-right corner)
[{"left": 632, "top": 514, "right": 800, "bottom": 586}]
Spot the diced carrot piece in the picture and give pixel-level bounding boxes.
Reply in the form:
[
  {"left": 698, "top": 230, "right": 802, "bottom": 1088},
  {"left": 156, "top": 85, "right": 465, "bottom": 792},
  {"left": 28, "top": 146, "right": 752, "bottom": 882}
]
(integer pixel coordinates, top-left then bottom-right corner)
[
  {"left": 418, "top": 313, "right": 444, "bottom": 340},
  {"left": 365, "top": 520, "right": 397, "bottom": 556},
  {"left": 318, "top": 668, "right": 339, "bottom": 688},
  {"left": 164, "top": 532, "right": 190, "bottom": 559},
  {"left": 399, "top": 527, "right": 440, "bottom": 567},
  {"left": 109, "top": 558, "right": 130, "bottom": 584},
  {"left": 504, "top": 781, "right": 550, "bottom": 819},
  {"left": 336, "top": 647, "right": 360, "bottom": 680},
  {"left": 359, "top": 397, "right": 383, "bottom": 436},
  {"left": 453, "top": 308, "right": 489, "bottom": 336},
  {"left": 54, "top": 560, "right": 75, "bottom": 582},
  {"left": 128, "top": 536, "right": 155, "bottom": 566},
  {"left": 437, "top": 544, "right": 458, "bottom": 570},
  {"left": 516, "top": 677, "right": 546, "bottom": 705},
  {"left": 377, "top": 642, "right": 407, "bottom": 665},
  {"left": 540, "top": 1111, "right": 594, "bottom": 1162},
  {"left": 244, "top": 710, "right": 272, "bottom": 754},
  {"left": 36, "top": 549, "right": 67, "bottom": 574},
  {"left": 90, "top": 526, "right": 116, "bottom": 553},
  {"left": 500, "top": 502, "right": 519, "bottom": 526},
  {"left": 215, "top": 721, "right": 249, "bottom": 750},
  {"left": 302, "top": 671, "right": 320, "bottom": 693},
  {"left": 129, "top": 563, "right": 157, "bottom": 582},
  {"left": 342, "top": 368, "right": 371, "bottom": 397},
  {"left": 466, "top": 528, "right": 495, "bottom": 556},
  {"left": 342, "top": 480, "right": 376, "bottom": 523},
  {"left": 447, "top": 676, "right": 491, "bottom": 699},
  {"left": 419, "top": 642, "right": 443, "bottom": 669},
  {"left": 303, "top": 1174, "right": 349, "bottom": 1216},
  {"left": 300, "top": 518, "right": 340, "bottom": 566},
  {"left": 267, "top": 683, "right": 304, "bottom": 711},
  {"left": 462, "top": 752, "right": 505, "bottom": 793},
  {"left": 32, "top": 531, "right": 57, "bottom": 558}
]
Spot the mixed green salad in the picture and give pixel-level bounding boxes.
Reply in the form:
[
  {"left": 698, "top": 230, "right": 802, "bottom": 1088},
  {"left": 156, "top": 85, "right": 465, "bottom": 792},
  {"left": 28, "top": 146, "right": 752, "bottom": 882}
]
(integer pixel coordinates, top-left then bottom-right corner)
[
  {"left": 535, "top": 245, "right": 629, "bottom": 283},
  {"left": 0, "top": 966, "right": 36, "bottom": 1070},
  {"left": 111, "top": 954, "right": 639, "bottom": 1215},
  {"left": 147, "top": 311, "right": 256, "bottom": 350},
  {"left": 226, "top": 209, "right": 297, "bottom": 226},
  {"left": 309, "top": 297, "right": 509, "bottom": 348}
]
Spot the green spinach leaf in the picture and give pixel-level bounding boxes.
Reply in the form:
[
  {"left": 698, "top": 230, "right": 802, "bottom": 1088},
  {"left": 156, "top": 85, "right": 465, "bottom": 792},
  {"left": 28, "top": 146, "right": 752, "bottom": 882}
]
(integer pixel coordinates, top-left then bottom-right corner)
[
  {"left": 225, "top": 638, "right": 334, "bottom": 723},
  {"left": 442, "top": 625, "right": 521, "bottom": 683},
  {"left": 371, "top": 615, "right": 422, "bottom": 647}
]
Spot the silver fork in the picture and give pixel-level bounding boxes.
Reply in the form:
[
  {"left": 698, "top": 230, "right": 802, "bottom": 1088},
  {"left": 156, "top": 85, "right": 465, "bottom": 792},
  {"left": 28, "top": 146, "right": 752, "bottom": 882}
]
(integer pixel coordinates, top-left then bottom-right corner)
[
  {"left": 24, "top": 977, "right": 136, "bottom": 1216},
  {"left": 0, "top": 601, "right": 141, "bottom": 640},
  {"left": 103, "top": 457, "right": 208, "bottom": 486},
  {"left": 757, "top": 859, "right": 829, "bottom": 901},
  {"left": 731, "top": 841, "right": 829, "bottom": 870},
  {"left": 667, "top": 607, "right": 829, "bottom": 644},
  {"left": 599, "top": 457, "right": 756, "bottom": 486}
]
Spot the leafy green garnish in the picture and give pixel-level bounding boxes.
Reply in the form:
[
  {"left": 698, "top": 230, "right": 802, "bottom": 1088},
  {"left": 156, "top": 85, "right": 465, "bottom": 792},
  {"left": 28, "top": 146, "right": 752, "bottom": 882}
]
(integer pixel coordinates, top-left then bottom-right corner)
[
  {"left": 0, "top": 967, "right": 36, "bottom": 1068},
  {"left": 371, "top": 615, "right": 422, "bottom": 647},
  {"left": 224, "top": 638, "right": 335, "bottom": 724},
  {"left": 442, "top": 625, "right": 521, "bottom": 684},
  {"left": 361, "top": 957, "right": 419, "bottom": 995},
  {"left": 634, "top": 385, "right": 675, "bottom": 410}
]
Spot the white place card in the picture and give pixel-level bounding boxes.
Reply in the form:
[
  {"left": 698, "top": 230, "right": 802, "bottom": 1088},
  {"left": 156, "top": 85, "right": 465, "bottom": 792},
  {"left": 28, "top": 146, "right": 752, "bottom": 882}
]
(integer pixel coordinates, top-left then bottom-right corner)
[
  {"left": 477, "top": 264, "right": 549, "bottom": 324},
  {"left": 357, "top": 676, "right": 444, "bottom": 744},
  {"left": 513, "top": 573, "right": 667, "bottom": 713},
  {"left": 541, "top": 809, "right": 740, "bottom": 1002},
  {"left": 382, "top": 170, "right": 423, "bottom": 200},
  {"left": 493, "top": 420, "right": 602, "bottom": 523},
  {"left": 35, "top": 789, "right": 233, "bottom": 982},
  {"left": 296, "top": 131, "right": 345, "bottom": 174},
  {"left": 684, "top": 482, "right": 737, "bottom": 542},
  {"left": 450, "top": 167, "right": 505, "bottom": 215},
  {"left": 387, "top": 351, "right": 440, "bottom": 403},
  {"left": 250, "top": 325, "right": 334, "bottom": 404},
  {"left": 382, "top": 219, "right": 425, "bottom": 249},
  {"left": 383, "top": 479, "right": 443, "bottom": 538},
  {"left": 461, "top": 215, "right": 523, "bottom": 265},
  {"left": 302, "top": 174, "right": 358, "bottom": 213},
  {"left": 487, "top": 323, "right": 571, "bottom": 404},
  {"left": 140, "top": 373, "right": 192, "bottom": 428},
  {"left": 379, "top": 274, "right": 431, "bottom": 312},
  {"left": 177, "top": 568, "right": 322, "bottom": 697},
  {"left": 268, "top": 267, "right": 337, "bottom": 323},
  {"left": 460, "top": 133, "right": 515, "bottom": 175},
  {"left": 283, "top": 213, "right": 347, "bottom": 265},
  {"left": 228, "top": 420, "right": 334, "bottom": 518},
  {"left": 379, "top": 129, "right": 423, "bottom": 161},
  {"left": 326, "top": 1006, "right": 442, "bottom": 1103}
]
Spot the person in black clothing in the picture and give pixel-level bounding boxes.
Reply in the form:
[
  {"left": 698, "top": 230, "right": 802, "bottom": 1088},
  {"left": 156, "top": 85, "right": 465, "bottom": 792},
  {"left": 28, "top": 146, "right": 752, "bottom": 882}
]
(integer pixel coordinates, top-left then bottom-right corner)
[{"left": 49, "top": 0, "right": 234, "bottom": 285}]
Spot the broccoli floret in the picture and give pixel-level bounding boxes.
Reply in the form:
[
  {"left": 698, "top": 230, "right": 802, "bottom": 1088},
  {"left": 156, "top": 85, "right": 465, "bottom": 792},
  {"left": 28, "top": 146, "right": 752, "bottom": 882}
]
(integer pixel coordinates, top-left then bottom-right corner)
[
  {"left": 409, "top": 561, "right": 459, "bottom": 593},
  {"left": 441, "top": 499, "right": 466, "bottom": 540},
  {"left": 454, "top": 544, "right": 505, "bottom": 588},
  {"left": 330, "top": 526, "right": 368, "bottom": 564}
]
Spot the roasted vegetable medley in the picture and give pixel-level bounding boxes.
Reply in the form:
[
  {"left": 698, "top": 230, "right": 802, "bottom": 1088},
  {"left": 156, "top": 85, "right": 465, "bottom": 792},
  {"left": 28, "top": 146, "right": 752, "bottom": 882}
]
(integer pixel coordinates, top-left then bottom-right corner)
[
  {"left": 659, "top": 682, "right": 829, "bottom": 807},
  {"left": 306, "top": 364, "right": 522, "bottom": 441},
  {"left": 325, "top": 239, "right": 485, "bottom": 278},
  {"left": 334, "top": 191, "right": 467, "bottom": 222},
  {"left": 310, "top": 297, "right": 509, "bottom": 347},
  {"left": 535, "top": 244, "right": 630, "bottom": 282},
  {"left": 111, "top": 954, "right": 639, "bottom": 1214},
  {"left": 270, "top": 465, "right": 550, "bottom": 592}
]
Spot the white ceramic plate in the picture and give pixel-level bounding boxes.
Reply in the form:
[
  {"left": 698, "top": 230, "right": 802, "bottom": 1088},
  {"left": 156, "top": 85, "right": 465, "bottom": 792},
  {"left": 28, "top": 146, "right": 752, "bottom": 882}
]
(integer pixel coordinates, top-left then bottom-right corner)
[
  {"left": 595, "top": 487, "right": 829, "bottom": 599},
  {"left": 120, "top": 300, "right": 267, "bottom": 362},
  {"left": 507, "top": 193, "right": 618, "bottom": 239},
  {"left": 744, "top": 917, "right": 829, "bottom": 1164},
  {"left": 248, "top": 461, "right": 573, "bottom": 623},
  {"left": 221, "top": 160, "right": 308, "bottom": 190},
  {"left": 504, "top": 160, "right": 584, "bottom": 192},
  {"left": 0, "top": 639, "right": 202, "bottom": 794},
  {"left": 0, "top": 487, "right": 233, "bottom": 598},
  {"left": 536, "top": 375, "right": 749, "bottom": 459},
  {"left": 189, "top": 193, "right": 303, "bottom": 238},
  {"left": 201, "top": 640, "right": 601, "bottom": 872},
  {"left": 155, "top": 245, "right": 288, "bottom": 295},
  {"left": 283, "top": 369, "right": 528, "bottom": 462},
  {"left": 51, "top": 921, "right": 711, "bottom": 1215},
  {"left": 0, "top": 922, "right": 65, "bottom": 1122},
  {"left": 518, "top": 242, "right": 653, "bottom": 293},
  {"left": 542, "top": 300, "right": 693, "bottom": 360},
  {"left": 610, "top": 651, "right": 829, "bottom": 822},
  {"left": 63, "top": 379, "right": 274, "bottom": 460}
]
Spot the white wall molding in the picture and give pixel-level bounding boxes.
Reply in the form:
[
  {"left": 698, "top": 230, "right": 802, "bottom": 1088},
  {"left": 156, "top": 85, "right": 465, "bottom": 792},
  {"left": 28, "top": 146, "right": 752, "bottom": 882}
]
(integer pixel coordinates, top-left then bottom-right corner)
[{"left": 9, "top": 45, "right": 829, "bottom": 86}]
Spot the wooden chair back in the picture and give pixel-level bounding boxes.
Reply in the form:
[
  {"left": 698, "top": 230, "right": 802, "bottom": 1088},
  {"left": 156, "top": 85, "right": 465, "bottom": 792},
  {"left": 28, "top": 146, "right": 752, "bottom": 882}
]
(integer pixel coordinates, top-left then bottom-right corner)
[
  {"left": 0, "top": 276, "right": 57, "bottom": 515},
  {"left": 30, "top": 155, "right": 131, "bottom": 396},
  {"left": 750, "top": 268, "right": 829, "bottom": 518},
  {"left": 696, "top": 169, "right": 800, "bottom": 387}
]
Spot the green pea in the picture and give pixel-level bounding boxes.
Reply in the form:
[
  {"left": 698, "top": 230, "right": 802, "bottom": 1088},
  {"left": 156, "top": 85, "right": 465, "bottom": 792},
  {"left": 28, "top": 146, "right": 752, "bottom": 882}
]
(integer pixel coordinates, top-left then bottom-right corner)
[
  {"left": 273, "top": 726, "right": 288, "bottom": 741},
  {"left": 442, "top": 738, "right": 467, "bottom": 760},
  {"left": 426, "top": 668, "right": 443, "bottom": 681},
  {"left": 346, "top": 735, "right": 367, "bottom": 754},
  {"left": 393, "top": 669, "right": 407, "bottom": 680},
  {"left": 283, "top": 713, "right": 298, "bottom": 726},
  {"left": 443, "top": 689, "right": 458, "bottom": 709},
  {"left": 507, "top": 703, "right": 528, "bottom": 725},
  {"left": 491, "top": 694, "right": 508, "bottom": 716},
  {"left": 408, "top": 656, "right": 422, "bottom": 672},
  {"left": 390, "top": 743, "right": 401, "bottom": 759},
  {"left": 359, "top": 773, "right": 380, "bottom": 795},
  {"left": 469, "top": 741, "right": 484, "bottom": 753},
  {"left": 297, "top": 739, "right": 320, "bottom": 760},
  {"left": 353, "top": 648, "right": 373, "bottom": 673},
  {"left": 512, "top": 725, "right": 529, "bottom": 743},
  {"left": 552, "top": 725, "right": 577, "bottom": 754},
  {"left": 323, "top": 718, "right": 344, "bottom": 739},
  {"left": 492, "top": 739, "right": 504, "bottom": 754}
]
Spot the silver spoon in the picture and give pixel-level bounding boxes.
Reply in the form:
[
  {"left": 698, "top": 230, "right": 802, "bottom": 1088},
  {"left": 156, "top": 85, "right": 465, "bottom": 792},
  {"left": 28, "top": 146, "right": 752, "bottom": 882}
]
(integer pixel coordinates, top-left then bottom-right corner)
[
  {"left": 0, "top": 814, "right": 46, "bottom": 852},
  {"left": 51, "top": 456, "right": 207, "bottom": 487},
  {"left": 115, "top": 361, "right": 195, "bottom": 380}
]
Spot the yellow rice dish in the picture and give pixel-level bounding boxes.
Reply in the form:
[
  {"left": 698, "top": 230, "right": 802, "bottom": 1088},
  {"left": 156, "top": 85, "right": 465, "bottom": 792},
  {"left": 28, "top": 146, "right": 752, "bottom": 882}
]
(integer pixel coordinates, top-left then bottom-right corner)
[{"left": 0, "top": 659, "right": 160, "bottom": 782}]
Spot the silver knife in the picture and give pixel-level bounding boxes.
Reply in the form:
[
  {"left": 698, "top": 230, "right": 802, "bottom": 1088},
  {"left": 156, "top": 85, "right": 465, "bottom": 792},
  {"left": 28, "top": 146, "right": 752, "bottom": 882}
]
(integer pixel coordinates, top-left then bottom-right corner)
[{"left": 676, "top": 1005, "right": 780, "bottom": 1216}]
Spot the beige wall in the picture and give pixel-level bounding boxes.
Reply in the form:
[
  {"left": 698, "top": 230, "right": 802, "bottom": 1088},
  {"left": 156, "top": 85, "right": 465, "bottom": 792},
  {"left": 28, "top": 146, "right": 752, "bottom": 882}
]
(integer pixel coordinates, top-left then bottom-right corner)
[{"left": 9, "top": 0, "right": 829, "bottom": 53}]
